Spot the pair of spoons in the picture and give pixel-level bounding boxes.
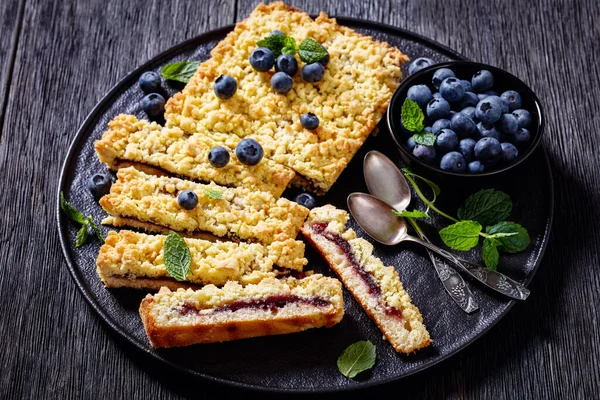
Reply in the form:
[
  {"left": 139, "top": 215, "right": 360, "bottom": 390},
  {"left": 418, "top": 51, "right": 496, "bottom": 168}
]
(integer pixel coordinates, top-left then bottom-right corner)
[{"left": 347, "top": 151, "right": 530, "bottom": 313}]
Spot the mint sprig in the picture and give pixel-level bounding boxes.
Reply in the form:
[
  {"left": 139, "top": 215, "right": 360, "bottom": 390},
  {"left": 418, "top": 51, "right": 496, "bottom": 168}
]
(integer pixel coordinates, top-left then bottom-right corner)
[
  {"left": 392, "top": 209, "right": 430, "bottom": 219},
  {"left": 60, "top": 192, "right": 105, "bottom": 247},
  {"left": 164, "top": 231, "right": 191, "bottom": 281},
  {"left": 412, "top": 132, "right": 436, "bottom": 146},
  {"left": 401, "top": 170, "right": 530, "bottom": 270},
  {"left": 298, "top": 38, "right": 328, "bottom": 64},
  {"left": 401, "top": 98, "right": 425, "bottom": 133},
  {"left": 257, "top": 34, "right": 297, "bottom": 58},
  {"left": 337, "top": 341, "right": 376, "bottom": 379},
  {"left": 203, "top": 187, "right": 223, "bottom": 200},
  {"left": 161, "top": 61, "right": 201, "bottom": 83}
]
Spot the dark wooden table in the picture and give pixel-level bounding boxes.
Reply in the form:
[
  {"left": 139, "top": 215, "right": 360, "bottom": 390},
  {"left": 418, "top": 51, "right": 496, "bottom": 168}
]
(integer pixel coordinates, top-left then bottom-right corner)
[{"left": 1, "top": 0, "right": 598, "bottom": 398}]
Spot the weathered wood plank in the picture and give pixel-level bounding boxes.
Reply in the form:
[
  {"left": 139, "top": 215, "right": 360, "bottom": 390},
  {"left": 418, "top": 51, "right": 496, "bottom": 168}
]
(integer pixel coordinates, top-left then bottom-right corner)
[{"left": 1, "top": 0, "right": 599, "bottom": 398}]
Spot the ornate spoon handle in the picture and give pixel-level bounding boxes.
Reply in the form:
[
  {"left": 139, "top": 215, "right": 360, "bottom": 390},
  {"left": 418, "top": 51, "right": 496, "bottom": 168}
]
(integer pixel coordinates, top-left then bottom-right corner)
[
  {"left": 417, "top": 232, "right": 479, "bottom": 313},
  {"left": 453, "top": 257, "right": 530, "bottom": 300}
]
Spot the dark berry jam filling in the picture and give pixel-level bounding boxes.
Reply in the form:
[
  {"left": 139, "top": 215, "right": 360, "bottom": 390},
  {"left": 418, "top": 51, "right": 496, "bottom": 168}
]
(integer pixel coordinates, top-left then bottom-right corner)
[
  {"left": 177, "top": 294, "right": 330, "bottom": 316},
  {"left": 310, "top": 222, "right": 403, "bottom": 319}
]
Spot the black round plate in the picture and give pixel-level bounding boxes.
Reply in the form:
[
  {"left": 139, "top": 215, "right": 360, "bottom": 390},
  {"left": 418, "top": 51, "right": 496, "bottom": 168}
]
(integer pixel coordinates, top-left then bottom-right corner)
[{"left": 57, "top": 18, "right": 553, "bottom": 393}]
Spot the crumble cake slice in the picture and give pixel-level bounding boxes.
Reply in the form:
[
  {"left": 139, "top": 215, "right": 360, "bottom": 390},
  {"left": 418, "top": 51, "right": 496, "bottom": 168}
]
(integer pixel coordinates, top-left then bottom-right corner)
[
  {"left": 300, "top": 205, "right": 431, "bottom": 354},
  {"left": 164, "top": 2, "right": 408, "bottom": 193},
  {"left": 99, "top": 166, "right": 309, "bottom": 244},
  {"left": 94, "top": 114, "right": 295, "bottom": 197},
  {"left": 139, "top": 274, "right": 344, "bottom": 348},
  {"left": 96, "top": 230, "right": 307, "bottom": 290}
]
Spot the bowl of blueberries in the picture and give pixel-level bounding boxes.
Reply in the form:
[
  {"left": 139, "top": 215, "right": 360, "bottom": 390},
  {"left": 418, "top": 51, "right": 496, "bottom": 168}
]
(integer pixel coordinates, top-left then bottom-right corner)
[{"left": 387, "top": 60, "right": 544, "bottom": 177}]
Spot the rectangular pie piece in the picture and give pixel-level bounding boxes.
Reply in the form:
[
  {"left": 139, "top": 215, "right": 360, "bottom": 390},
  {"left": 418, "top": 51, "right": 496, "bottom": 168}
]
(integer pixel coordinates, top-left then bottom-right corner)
[
  {"left": 96, "top": 230, "right": 307, "bottom": 290},
  {"left": 95, "top": 114, "right": 295, "bottom": 197},
  {"left": 99, "top": 166, "right": 309, "bottom": 245},
  {"left": 164, "top": 2, "right": 408, "bottom": 193},
  {"left": 300, "top": 205, "right": 431, "bottom": 354},
  {"left": 139, "top": 274, "right": 344, "bottom": 348}
]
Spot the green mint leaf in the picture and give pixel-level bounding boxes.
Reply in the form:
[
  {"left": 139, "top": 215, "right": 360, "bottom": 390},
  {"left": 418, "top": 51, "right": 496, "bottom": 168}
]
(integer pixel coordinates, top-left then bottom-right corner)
[
  {"left": 457, "top": 189, "right": 513, "bottom": 226},
  {"left": 486, "top": 221, "right": 530, "bottom": 253},
  {"left": 87, "top": 217, "right": 105, "bottom": 244},
  {"left": 298, "top": 38, "right": 328, "bottom": 63},
  {"left": 164, "top": 231, "right": 191, "bottom": 281},
  {"left": 203, "top": 187, "right": 224, "bottom": 200},
  {"left": 439, "top": 220, "right": 482, "bottom": 251},
  {"left": 401, "top": 98, "right": 425, "bottom": 133},
  {"left": 75, "top": 225, "right": 88, "bottom": 247},
  {"left": 281, "top": 36, "right": 297, "bottom": 55},
  {"left": 337, "top": 341, "right": 376, "bottom": 379},
  {"left": 60, "top": 192, "right": 87, "bottom": 224},
  {"left": 392, "top": 209, "right": 430, "bottom": 219},
  {"left": 482, "top": 237, "right": 501, "bottom": 270},
  {"left": 257, "top": 34, "right": 294, "bottom": 58},
  {"left": 412, "top": 133, "right": 436, "bottom": 146},
  {"left": 161, "top": 61, "right": 200, "bottom": 83}
]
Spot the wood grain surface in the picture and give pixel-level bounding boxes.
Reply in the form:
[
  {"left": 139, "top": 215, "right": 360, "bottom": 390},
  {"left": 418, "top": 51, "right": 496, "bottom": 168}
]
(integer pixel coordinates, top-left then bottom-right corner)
[{"left": 1, "top": 0, "right": 598, "bottom": 398}]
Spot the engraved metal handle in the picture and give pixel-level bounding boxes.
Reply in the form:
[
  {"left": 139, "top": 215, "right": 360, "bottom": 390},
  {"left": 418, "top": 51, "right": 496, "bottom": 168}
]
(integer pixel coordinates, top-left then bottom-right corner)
[
  {"left": 414, "top": 231, "right": 479, "bottom": 313},
  {"left": 405, "top": 235, "right": 529, "bottom": 301}
]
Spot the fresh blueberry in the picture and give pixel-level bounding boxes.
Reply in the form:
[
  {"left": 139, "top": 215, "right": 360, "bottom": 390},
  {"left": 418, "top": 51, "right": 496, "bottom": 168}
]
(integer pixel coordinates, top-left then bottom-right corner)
[
  {"left": 141, "top": 93, "right": 165, "bottom": 117},
  {"left": 477, "top": 122, "right": 501, "bottom": 140},
  {"left": 500, "top": 90, "right": 522, "bottom": 111},
  {"left": 426, "top": 97, "right": 451, "bottom": 120},
  {"left": 208, "top": 146, "right": 230, "bottom": 168},
  {"left": 468, "top": 160, "right": 485, "bottom": 173},
  {"left": 450, "top": 112, "right": 477, "bottom": 137},
  {"left": 235, "top": 138, "right": 264, "bottom": 165},
  {"left": 270, "top": 30, "right": 284, "bottom": 36},
  {"left": 440, "top": 151, "right": 467, "bottom": 172},
  {"left": 271, "top": 72, "right": 293, "bottom": 94},
  {"left": 177, "top": 190, "right": 198, "bottom": 210},
  {"left": 407, "top": 136, "right": 417, "bottom": 152},
  {"left": 440, "top": 77, "right": 465, "bottom": 102},
  {"left": 275, "top": 54, "right": 299, "bottom": 76},
  {"left": 407, "top": 85, "right": 433, "bottom": 107},
  {"left": 250, "top": 47, "right": 275, "bottom": 72},
  {"left": 432, "top": 119, "right": 451, "bottom": 134},
  {"left": 477, "top": 93, "right": 488, "bottom": 101},
  {"left": 449, "top": 110, "right": 458, "bottom": 119},
  {"left": 424, "top": 126, "right": 433, "bottom": 133},
  {"left": 432, "top": 68, "right": 455, "bottom": 89},
  {"left": 459, "top": 138, "right": 477, "bottom": 162},
  {"left": 408, "top": 57, "right": 435, "bottom": 75},
  {"left": 471, "top": 70, "right": 494, "bottom": 92},
  {"left": 433, "top": 92, "right": 442, "bottom": 99},
  {"left": 460, "top": 106, "right": 477, "bottom": 121},
  {"left": 214, "top": 75, "right": 237, "bottom": 99},
  {"left": 501, "top": 142, "right": 519, "bottom": 163},
  {"left": 301, "top": 63, "right": 325, "bottom": 83},
  {"left": 457, "top": 92, "right": 479, "bottom": 109},
  {"left": 512, "top": 109, "right": 532, "bottom": 128},
  {"left": 87, "top": 173, "right": 112, "bottom": 199},
  {"left": 459, "top": 79, "right": 473, "bottom": 92},
  {"left": 486, "top": 94, "right": 508, "bottom": 113},
  {"left": 435, "top": 129, "right": 459, "bottom": 154},
  {"left": 475, "top": 96, "right": 503, "bottom": 124},
  {"left": 495, "top": 113, "right": 519, "bottom": 135},
  {"left": 413, "top": 145, "right": 437, "bottom": 163},
  {"left": 474, "top": 137, "right": 503, "bottom": 166},
  {"left": 295, "top": 193, "right": 317, "bottom": 209},
  {"left": 300, "top": 113, "right": 319, "bottom": 130},
  {"left": 512, "top": 128, "right": 531, "bottom": 147},
  {"left": 484, "top": 90, "right": 499, "bottom": 97},
  {"left": 138, "top": 71, "right": 161, "bottom": 93}
]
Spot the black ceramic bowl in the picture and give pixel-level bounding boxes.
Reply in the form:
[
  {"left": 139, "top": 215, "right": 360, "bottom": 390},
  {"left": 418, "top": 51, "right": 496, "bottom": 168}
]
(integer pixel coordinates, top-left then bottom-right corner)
[{"left": 387, "top": 61, "right": 544, "bottom": 178}]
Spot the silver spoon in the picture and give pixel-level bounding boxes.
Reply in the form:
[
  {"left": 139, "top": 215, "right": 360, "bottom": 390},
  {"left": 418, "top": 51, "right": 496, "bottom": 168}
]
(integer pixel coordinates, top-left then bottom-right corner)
[
  {"left": 361, "top": 150, "right": 530, "bottom": 301},
  {"left": 363, "top": 151, "right": 478, "bottom": 313}
]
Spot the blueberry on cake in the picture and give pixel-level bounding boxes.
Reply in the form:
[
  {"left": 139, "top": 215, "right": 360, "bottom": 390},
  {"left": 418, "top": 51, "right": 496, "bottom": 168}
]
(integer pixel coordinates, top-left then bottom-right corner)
[
  {"left": 99, "top": 166, "right": 309, "bottom": 244},
  {"left": 95, "top": 115, "right": 295, "bottom": 197},
  {"left": 300, "top": 205, "right": 431, "bottom": 354},
  {"left": 139, "top": 274, "right": 344, "bottom": 348},
  {"left": 96, "top": 230, "right": 308, "bottom": 290}
]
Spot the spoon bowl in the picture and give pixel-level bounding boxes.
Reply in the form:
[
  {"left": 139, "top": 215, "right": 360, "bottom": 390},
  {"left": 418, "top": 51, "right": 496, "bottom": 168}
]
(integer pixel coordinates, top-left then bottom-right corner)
[
  {"left": 363, "top": 151, "right": 411, "bottom": 212},
  {"left": 347, "top": 192, "right": 408, "bottom": 245}
]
